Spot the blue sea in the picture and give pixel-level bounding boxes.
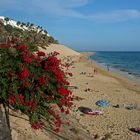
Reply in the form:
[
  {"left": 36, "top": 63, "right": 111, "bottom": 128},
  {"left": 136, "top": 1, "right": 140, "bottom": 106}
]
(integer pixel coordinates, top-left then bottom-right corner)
[{"left": 90, "top": 51, "right": 140, "bottom": 83}]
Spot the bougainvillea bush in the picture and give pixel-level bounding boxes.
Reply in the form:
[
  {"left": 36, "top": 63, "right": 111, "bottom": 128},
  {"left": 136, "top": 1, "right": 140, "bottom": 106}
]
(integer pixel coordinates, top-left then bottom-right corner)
[{"left": 0, "top": 37, "right": 73, "bottom": 132}]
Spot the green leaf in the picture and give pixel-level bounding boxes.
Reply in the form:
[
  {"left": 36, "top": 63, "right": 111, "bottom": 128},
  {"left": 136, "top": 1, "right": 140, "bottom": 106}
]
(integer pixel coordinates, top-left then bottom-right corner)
[{"left": 1, "top": 88, "right": 7, "bottom": 99}]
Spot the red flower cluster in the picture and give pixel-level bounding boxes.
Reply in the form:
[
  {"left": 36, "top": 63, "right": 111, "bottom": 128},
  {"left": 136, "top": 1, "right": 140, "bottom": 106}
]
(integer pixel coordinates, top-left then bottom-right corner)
[
  {"left": 0, "top": 42, "right": 11, "bottom": 48},
  {"left": 37, "top": 51, "right": 45, "bottom": 56},
  {"left": 38, "top": 77, "right": 47, "bottom": 86},
  {"left": 18, "top": 68, "right": 29, "bottom": 80},
  {"left": 18, "top": 94, "right": 25, "bottom": 105},
  {"left": 11, "top": 37, "right": 19, "bottom": 43},
  {"left": 58, "top": 87, "right": 71, "bottom": 96},
  {"left": 0, "top": 38, "right": 74, "bottom": 132},
  {"left": 30, "top": 53, "right": 35, "bottom": 59},
  {"left": 44, "top": 56, "right": 60, "bottom": 69},
  {"left": 31, "top": 123, "right": 41, "bottom": 129},
  {"left": 31, "top": 120, "right": 45, "bottom": 129},
  {"left": 54, "top": 118, "right": 62, "bottom": 133},
  {"left": 23, "top": 53, "right": 33, "bottom": 64},
  {"left": 48, "top": 109, "right": 55, "bottom": 116},
  {"left": 8, "top": 94, "right": 16, "bottom": 105},
  {"left": 19, "top": 45, "right": 27, "bottom": 51},
  {"left": 28, "top": 100, "right": 36, "bottom": 112}
]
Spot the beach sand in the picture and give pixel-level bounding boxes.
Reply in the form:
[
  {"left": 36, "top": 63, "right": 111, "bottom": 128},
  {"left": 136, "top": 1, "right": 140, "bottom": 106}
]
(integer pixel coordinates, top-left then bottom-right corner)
[
  {"left": 69, "top": 54, "right": 140, "bottom": 140},
  {"left": 9, "top": 44, "right": 140, "bottom": 140}
]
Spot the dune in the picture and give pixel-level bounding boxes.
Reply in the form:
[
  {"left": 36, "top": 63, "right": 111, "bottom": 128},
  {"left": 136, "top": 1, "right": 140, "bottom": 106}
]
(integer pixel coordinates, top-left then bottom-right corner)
[{"left": 38, "top": 44, "right": 80, "bottom": 57}]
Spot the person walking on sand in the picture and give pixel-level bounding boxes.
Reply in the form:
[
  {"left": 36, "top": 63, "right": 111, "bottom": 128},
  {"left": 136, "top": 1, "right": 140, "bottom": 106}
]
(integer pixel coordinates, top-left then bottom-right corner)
[
  {"left": 94, "top": 68, "right": 97, "bottom": 75},
  {"left": 107, "top": 64, "right": 110, "bottom": 71}
]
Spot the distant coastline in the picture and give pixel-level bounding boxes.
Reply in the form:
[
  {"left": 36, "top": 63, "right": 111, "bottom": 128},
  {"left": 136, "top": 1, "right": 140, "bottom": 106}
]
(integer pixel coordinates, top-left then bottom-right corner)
[
  {"left": 88, "top": 51, "right": 140, "bottom": 84},
  {"left": 81, "top": 53, "right": 140, "bottom": 93}
]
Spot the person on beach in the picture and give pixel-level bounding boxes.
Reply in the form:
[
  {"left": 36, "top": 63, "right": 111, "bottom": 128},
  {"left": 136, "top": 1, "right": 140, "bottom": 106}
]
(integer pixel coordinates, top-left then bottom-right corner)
[
  {"left": 94, "top": 68, "right": 97, "bottom": 74},
  {"left": 107, "top": 65, "right": 110, "bottom": 71}
]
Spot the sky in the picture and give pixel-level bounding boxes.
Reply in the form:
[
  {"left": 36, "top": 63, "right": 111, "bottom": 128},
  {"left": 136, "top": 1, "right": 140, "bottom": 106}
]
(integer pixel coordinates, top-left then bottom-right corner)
[{"left": 0, "top": 0, "right": 140, "bottom": 51}]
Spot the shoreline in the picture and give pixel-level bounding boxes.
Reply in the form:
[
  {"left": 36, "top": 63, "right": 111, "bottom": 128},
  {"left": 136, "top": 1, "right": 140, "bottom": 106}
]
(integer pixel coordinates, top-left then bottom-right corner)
[
  {"left": 90, "top": 59, "right": 140, "bottom": 93},
  {"left": 81, "top": 51, "right": 140, "bottom": 93},
  {"left": 92, "top": 59, "right": 140, "bottom": 84}
]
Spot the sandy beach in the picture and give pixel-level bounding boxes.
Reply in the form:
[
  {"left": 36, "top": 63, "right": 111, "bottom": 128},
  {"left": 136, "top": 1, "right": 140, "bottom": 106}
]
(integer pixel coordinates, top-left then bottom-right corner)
[
  {"left": 9, "top": 44, "right": 140, "bottom": 140},
  {"left": 70, "top": 53, "right": 140, "bottom": 140}
]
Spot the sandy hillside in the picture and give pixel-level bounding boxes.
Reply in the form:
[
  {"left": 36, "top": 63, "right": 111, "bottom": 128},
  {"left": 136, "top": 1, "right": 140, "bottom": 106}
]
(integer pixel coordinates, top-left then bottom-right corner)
[{"left": 38, "top": 44, "right": 80, "bottom": 56}]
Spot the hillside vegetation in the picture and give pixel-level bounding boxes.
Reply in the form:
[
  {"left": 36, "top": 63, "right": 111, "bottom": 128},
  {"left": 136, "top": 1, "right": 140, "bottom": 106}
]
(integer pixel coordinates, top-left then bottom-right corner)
[
  {"left": 0, "top": 16, "right": 59, "bottom": 49},
  {"left": 0, "top": 16, "right": 73, "bottom": 135}
]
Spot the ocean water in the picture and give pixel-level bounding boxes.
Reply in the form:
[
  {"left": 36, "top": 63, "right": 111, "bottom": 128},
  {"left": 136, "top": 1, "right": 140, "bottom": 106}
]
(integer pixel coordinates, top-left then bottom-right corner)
[{"left": 90, "top": 51, "right": 140, "bottom": 83}]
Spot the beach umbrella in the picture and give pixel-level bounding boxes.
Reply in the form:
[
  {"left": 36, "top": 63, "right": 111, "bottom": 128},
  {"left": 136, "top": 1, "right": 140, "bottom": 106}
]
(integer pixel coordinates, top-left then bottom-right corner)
[{"left": 96, "top": 100, "right": 111, "bottom": 107}]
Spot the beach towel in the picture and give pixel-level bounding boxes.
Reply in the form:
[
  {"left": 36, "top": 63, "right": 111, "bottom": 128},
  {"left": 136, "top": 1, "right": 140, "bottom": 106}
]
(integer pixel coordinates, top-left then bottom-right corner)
[
  {"left": 125, "top": 104, "right": 137, "bottom": 110},
  {"left": 78, "top": 107, "right": 103, "bottom": 115},
  {"left": 129, "top": 128, "right": 140, "bottom": 134},
  {"left": 84, "top": 111, "right": 103, "bottom": 115}
]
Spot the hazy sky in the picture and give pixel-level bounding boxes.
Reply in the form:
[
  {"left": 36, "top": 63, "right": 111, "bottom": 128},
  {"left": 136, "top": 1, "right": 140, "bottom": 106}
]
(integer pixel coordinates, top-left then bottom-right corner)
[{"left": 0, "top": 0, "right": 140, "bottom": 51}]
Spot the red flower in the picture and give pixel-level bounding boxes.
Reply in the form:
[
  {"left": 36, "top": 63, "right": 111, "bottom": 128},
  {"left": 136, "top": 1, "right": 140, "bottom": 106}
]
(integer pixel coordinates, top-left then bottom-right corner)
[
  {"left": 46, "top": 96, "right": 53, "bottom": 101},
  {"left": 55, "top": 128, "right": 60, "bottom": 133},
  {"left": 37, "top": 51, "right": 45, "bottom": 56},
  {"left": 28, "top": 100, "right": 36, "bottom": 112},
  {"left": 60, "top": 108, "right": 64, "bottom": 113},
  {"left": 31, "top": 123, "right": 41, "bottom": 129},
  {"left": 67, "top": 101, "right": 73, "bottom": 108},
  {"left": 58, "top": 87, "right": 70, "bottom": 96},
  {"left": 65, "top": 109, "right": 69, "bottom": 115},
  {"left": 38, "top": 77, "right": 47, "bottom": 86},
  {"left": 40, "top": 120, "right": 45, "bottom": 126},
  {"left": 19, "top": 68, "right": 29, "bottom": 80},
  {"left": 63, "top": 80, "right": 70, "bottom": 85},
  {"left": 48, "top": 109, "right": 55, "bottom": 116},
  {"left": 8, "top": 94, "right": 16, "bottom": 105},
  {"left": 19, "top": 45, "right": 27, "bottom": 51},
  {"left": 18, "top": 94, "right": 25, "bottom": 105},
  {"left": 30, "top": 53, "right": 35, "bottom": 59},
  {"left": 44, "top": 56, "right": 60, "bottom": 70},
  {"left": 55, "top": 118, "right": 62, "bottom": 128},
  {"left": 36, "top": 56, "right": 41, "bottom": 62},
  {"left": 0, "top": 42, "right": 10, "bottom": 48},
  {"left": 29, "top": 100, "right": 34, "bottom": 108},
  {"left": 11, "top": 37, "right": 19, "bottom": 43},
  {"left": 23, "top": 54, "right": 32, "bottom": 64}
]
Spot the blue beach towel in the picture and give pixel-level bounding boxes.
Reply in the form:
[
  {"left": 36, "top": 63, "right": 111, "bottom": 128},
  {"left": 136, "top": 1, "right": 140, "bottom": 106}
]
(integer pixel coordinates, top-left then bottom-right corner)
[{"left": 96, "top": 100, "right": 111, "bottom": 107}]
